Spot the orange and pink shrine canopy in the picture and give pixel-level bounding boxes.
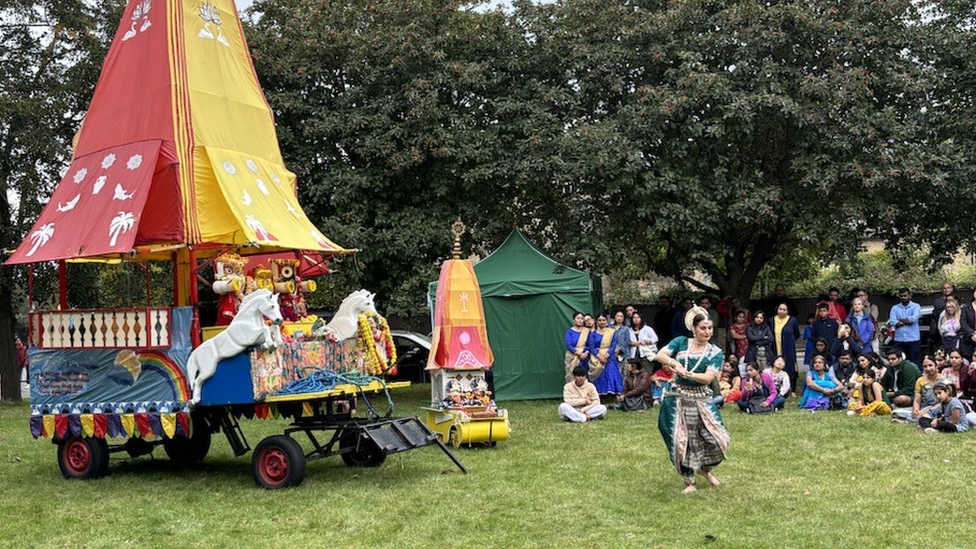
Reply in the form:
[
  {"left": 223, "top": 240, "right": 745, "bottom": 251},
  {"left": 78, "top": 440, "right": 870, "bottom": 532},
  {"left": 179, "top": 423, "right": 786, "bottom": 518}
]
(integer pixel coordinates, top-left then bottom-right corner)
[
  {"left": 427, "top": 240, "right": 494, "bottom": 371},
  {"left": 6, "top": 0, "right": 351, "bottom": 265}
]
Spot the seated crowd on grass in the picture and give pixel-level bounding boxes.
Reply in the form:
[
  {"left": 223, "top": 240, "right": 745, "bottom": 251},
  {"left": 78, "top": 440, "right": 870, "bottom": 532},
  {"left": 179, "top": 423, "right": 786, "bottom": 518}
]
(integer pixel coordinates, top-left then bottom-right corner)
[{"left": 561, "top": 284, "right": 976, "bottom": 433}]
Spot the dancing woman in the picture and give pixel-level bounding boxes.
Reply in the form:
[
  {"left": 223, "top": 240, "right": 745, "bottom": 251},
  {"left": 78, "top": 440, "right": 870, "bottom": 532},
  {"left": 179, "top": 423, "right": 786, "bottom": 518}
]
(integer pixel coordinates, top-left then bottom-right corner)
[{"left": 655, "top": 306, "right": 730, "bottom": 494}]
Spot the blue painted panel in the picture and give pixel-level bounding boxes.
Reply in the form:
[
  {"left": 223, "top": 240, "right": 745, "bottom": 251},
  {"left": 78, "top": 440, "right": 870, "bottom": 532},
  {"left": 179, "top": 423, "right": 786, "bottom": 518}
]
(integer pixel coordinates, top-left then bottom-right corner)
[{"left": 198, "top": 352, "right": 256, "bottom": 406}]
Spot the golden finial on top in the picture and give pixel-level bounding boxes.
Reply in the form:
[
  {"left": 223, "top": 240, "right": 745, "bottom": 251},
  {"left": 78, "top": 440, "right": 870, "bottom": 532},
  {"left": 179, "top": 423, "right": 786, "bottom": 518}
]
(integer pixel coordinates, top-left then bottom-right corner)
[{"left": 451, "top": 219, "right": 465, "bottom": 259}]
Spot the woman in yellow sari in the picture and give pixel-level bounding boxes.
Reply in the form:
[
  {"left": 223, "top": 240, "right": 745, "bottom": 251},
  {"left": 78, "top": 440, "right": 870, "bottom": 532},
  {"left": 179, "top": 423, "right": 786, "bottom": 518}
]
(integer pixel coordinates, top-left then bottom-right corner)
[{"left": 564, "top": 312, "right": 591, "bottom": 382}]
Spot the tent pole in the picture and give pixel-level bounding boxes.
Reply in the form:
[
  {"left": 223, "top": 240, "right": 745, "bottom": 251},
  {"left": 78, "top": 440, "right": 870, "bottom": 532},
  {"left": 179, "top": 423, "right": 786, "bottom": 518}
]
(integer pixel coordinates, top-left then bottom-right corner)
[
  {"left": 188, "top": 248, "right": 201, "bottom": 348},
  {"left": 58, "top": 260, "right": 68, "bottom": 310}
]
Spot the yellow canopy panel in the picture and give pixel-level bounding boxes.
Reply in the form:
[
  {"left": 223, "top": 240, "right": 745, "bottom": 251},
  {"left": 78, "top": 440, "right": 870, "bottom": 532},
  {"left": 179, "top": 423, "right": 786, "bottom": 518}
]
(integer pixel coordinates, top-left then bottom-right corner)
[{"left": 198, "top": 146, "right": 352, "bottom": 254}]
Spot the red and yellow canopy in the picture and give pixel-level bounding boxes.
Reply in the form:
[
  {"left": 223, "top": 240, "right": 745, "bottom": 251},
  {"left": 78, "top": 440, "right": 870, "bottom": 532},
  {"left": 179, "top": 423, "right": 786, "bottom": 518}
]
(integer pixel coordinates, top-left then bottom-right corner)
[
  {"left": 427, "top": 259, "right": 493, "bottom": 370},
  {"left": 6, "top": 0, "right": 351, "bottom": 265}
]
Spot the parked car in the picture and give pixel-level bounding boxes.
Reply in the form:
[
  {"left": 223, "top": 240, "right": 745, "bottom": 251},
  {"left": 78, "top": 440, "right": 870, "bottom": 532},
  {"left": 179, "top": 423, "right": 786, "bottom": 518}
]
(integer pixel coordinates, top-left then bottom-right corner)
[{"left": 386, "top": 331, "right": 431, "bottom": 383}]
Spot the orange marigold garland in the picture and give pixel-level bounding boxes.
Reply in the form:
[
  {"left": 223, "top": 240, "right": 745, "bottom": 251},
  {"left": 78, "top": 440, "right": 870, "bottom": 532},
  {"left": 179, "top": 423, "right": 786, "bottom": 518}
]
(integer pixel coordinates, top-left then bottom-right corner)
[{"left": 357, "top": 313, "right": 397, "bottom": 375}]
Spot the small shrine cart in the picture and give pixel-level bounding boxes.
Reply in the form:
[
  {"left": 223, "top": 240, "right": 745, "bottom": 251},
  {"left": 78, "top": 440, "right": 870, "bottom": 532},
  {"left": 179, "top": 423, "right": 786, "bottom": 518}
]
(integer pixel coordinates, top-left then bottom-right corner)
[
  {"left": 422, "top": 369, "right": 510, "bottom": 448},
  {"left": 422, "top": 222, "right": 511, "bottom": 448},
  {"left": 6, "top": 0, "right": 465, "bottom": 488}
]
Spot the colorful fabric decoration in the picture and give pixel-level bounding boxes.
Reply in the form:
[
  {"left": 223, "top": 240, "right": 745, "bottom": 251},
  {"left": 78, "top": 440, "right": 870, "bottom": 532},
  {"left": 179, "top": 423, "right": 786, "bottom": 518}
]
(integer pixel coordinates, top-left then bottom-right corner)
[
  {"left": 428, "top": 258, "right": 493, "bottom": 370},
  {"left": 356, "top": 313, "right": 397, "bottom": 375}
]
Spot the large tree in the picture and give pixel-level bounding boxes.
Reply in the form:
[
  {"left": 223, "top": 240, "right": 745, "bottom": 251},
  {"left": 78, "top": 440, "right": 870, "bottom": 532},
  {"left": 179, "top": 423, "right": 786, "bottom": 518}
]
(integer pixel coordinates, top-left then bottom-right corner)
[
  {"left": 243, "top": 0, "right": 974, "bottom": 314},
  {"left": 550, "top": 0, "right": 967, "bottom": 303},
  {"left": 245, "top": 0, "right": 590, "bottom": 314},
  {"left": 0, "top": 0, "right": 121, "bottom": 402}
]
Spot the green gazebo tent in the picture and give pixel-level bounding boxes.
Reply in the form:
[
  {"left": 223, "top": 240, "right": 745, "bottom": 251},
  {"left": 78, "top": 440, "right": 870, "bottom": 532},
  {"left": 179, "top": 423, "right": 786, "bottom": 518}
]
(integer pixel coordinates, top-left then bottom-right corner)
[{"left": 430, "top": 230, "right": 603, "bottom": 400}]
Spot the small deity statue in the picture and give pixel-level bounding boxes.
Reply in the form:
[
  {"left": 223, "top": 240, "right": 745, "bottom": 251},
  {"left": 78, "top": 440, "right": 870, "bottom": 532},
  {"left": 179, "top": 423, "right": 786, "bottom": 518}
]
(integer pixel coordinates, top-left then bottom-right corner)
[
  {"left": 212, "top": 253, "right": 249, "bottom": 325},
  {"left": 270, "top": 258, "right": 316, "bottom": 321}
]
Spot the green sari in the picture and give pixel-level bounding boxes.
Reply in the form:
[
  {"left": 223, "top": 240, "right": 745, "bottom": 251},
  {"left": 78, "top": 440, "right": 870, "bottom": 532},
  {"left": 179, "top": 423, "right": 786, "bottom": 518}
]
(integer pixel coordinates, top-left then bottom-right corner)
[{"left": 658, "top": 337, "right": 730, "bottom": 480}]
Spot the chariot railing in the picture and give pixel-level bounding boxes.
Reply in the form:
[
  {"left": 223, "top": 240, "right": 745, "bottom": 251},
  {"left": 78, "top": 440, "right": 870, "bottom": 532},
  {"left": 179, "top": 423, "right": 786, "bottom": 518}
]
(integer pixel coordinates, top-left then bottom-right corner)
[{"left": 29, "top": 308, "right": 173, "bottom": 349}]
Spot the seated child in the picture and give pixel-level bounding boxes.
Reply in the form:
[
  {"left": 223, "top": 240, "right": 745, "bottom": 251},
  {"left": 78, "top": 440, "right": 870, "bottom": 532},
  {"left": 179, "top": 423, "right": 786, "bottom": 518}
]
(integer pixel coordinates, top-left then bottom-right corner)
[
  {"left": 848, "top": 367, "right": 891, "bottom": 416},
  {"left": 919, "top": 381, "right": 969, "bottom": 434},
  {"left": 769, "top": 355, "right": 791, "bottom": 399},
  {"left": 650, "top": 362, "right": 673, "bottom": 403}
]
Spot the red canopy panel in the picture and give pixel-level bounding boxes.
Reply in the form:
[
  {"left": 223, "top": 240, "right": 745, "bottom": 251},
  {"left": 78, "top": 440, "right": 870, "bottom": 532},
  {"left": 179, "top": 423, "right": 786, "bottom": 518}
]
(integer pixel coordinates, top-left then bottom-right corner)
[
  {"left": 6, "top": 140, "right": 174, "bottom": 264},
  {"left": 243, "top": 251, "right": 333, "bottom": 278}
]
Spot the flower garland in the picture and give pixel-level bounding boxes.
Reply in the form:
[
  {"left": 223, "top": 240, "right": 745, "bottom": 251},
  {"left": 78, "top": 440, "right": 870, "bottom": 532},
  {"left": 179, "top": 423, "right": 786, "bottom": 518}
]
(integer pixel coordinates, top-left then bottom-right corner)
[{"left": 356, "top": 313, "right": 398, "bottom": 375}]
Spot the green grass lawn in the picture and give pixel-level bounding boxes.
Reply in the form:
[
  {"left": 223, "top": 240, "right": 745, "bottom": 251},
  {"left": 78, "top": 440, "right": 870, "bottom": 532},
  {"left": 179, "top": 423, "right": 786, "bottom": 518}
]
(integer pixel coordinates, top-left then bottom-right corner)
[{"left": 2, "top": 384, "right": 975, "bottom": 549}]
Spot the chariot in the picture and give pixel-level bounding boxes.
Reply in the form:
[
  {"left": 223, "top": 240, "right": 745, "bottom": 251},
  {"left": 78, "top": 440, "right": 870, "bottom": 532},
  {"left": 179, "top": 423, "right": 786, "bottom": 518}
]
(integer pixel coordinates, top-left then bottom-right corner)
[{"left": 5, "top": 0, "right": 464, "bottom": 488}]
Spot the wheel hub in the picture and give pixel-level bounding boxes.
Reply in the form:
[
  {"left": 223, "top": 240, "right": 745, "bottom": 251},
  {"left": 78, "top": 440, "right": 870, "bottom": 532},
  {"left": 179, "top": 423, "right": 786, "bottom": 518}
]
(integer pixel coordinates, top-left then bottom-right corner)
[
  {"left": 260, "top": 449, "right": 288, "bottom": 482},
  {"left": 65, "top": 440, "right": 91, "bottom": 473}
]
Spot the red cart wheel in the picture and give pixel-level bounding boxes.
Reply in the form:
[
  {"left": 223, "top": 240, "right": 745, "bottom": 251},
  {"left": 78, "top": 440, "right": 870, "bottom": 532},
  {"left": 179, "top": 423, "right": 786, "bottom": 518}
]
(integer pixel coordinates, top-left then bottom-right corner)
[
  {"left": 252, "top": 435, "right": 306, "bottom": 489},
  {"left": 57, "top": 436, "right": 109, "bottom": 479}
]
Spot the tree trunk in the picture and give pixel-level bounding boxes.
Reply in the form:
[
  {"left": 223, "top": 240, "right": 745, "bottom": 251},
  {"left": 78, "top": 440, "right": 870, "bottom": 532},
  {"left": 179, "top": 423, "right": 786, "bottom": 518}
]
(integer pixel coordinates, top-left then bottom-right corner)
[
  {"left": 0, "top": 138, "right": 22, "bottom": 401},
  {"left": 0, "top": 298, "right": 21, "bottom": 403}
]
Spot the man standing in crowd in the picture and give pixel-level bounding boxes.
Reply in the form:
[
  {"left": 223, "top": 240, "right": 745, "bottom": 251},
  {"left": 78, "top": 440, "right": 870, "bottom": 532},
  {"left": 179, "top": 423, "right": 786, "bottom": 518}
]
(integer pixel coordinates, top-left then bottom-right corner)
[
  {"left": 653, "top": 296, "right": 674, "bottom": 345},
  {"left": 826, "top": 287, "right": 847, "bottom": 321},
  {"left": 883, "top": 349, "right": 922, "bottom": 408},
  {"left": 772, "top": 283, "right": 796, "bottom": 316},
  {"left": 856, "top": 288, "right": 880, "bottom": 320},
  {"left": 812, "top": 302, "right": 839, "bottom": 350},
  {"left": 671, "top": 296, "right": 694, "bottom": 338},
  {"left": 889, "top": 287, "right": 922, "bottom": 364},
  {"left": 559, "top": 366, "right": 607, "bottom": 422},
  {"left": 699, "top": 295, "right": 720, "bottom": 345},
  {"left": 16, "top": 337, "right": 28, "bottom": 383}
]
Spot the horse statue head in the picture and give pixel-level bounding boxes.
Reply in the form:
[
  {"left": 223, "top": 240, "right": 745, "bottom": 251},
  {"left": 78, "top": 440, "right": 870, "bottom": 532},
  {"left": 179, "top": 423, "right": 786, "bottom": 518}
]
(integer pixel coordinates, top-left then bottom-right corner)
[
  {"left": 324, "top": 289, "right": 378, "bottom": 340},
  {"left": 341, "top": 289, "right": 377, "bottom": 317},
  {"left": 238, "top": 288, "right": 284, "bottom": 327}
]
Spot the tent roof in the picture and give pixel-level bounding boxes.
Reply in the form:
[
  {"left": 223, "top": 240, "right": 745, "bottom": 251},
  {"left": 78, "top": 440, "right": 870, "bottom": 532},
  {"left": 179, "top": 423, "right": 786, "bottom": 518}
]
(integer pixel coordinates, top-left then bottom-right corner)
[{"left": 473, "top": 230, "right": 592, "bottom": 297}]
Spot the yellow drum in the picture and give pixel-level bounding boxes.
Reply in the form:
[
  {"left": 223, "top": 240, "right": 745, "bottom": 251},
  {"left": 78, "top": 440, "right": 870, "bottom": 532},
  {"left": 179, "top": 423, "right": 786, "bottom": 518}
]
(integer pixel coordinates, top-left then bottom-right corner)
[{"left": 423, "top": 407, "right": 510, "bottom": 448}]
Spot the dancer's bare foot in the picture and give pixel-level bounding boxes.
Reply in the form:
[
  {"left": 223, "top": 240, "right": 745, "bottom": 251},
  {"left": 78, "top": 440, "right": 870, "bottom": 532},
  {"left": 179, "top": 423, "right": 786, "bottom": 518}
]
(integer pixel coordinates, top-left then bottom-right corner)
[
  {"left": 681, "top": 483, "right": 697, "bottom": 494},
  {"left": 701, "top": 471, "right": 721, "bottom": 487}
]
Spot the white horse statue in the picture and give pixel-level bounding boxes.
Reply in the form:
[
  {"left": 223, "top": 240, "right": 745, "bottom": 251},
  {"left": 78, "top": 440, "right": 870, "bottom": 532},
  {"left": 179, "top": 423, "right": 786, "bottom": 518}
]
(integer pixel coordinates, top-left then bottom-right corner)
[
  {"left": 317, "top": 289, "right": 377, "bottom": 340},
  {"left": 187, "top": 289, "right": 283, "bottom": 405}
]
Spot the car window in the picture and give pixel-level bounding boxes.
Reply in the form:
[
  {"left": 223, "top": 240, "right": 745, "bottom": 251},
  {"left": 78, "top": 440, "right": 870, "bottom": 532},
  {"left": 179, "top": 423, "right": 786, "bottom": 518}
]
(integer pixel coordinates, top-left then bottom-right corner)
[{"left": 393, "top": 337, "right": 419, "bottom": 351}]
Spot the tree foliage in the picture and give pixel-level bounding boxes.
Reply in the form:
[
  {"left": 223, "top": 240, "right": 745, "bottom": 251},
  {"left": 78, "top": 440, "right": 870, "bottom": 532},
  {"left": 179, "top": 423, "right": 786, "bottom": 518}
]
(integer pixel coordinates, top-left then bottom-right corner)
[
  {"left": 245, "top": 0, "right": 972, "bottom": 315},
  {"left": 553, "top": 0, "right": 965, "bottom": 303},
  {"left": 0, "top": 0, "right": 122, "bottom": 401},
  {"left": 248, "top": 0, "right": 519, "bottom": 314}
]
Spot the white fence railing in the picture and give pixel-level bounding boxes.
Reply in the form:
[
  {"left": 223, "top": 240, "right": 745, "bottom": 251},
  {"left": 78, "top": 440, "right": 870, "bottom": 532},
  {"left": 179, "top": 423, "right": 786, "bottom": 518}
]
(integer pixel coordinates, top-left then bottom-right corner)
[{"left": 30, "top": 308, "right": 172, "bottom": 349}]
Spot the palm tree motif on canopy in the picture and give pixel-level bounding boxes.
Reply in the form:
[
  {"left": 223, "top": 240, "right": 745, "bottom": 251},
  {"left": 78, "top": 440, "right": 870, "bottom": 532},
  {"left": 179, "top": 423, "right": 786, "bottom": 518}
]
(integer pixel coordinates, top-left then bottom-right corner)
[
  {"left": 26, "top": 223, "right": 54, "bottom": 257},
  {"left": 109, "top": 212, "right": 135, "bottom": 246},
  {"left": 245, "top": 215, "right": 277, "bottom": 242},
  {"left": 198, "top": 2, "right": 229, "bottom": 46}
]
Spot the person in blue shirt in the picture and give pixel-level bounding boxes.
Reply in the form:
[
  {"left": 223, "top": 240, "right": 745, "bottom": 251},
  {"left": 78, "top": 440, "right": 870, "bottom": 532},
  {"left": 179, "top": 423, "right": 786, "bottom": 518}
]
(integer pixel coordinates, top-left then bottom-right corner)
[{"left": 888, "top": 287, "right": 922, "bottom": 364}]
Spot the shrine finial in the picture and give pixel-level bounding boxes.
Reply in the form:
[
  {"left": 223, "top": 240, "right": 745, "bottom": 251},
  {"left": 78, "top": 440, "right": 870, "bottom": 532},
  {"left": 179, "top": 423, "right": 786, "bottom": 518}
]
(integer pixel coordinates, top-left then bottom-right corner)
[{"left": 451, "top": 219, "right": 466, "bottom": 259}]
